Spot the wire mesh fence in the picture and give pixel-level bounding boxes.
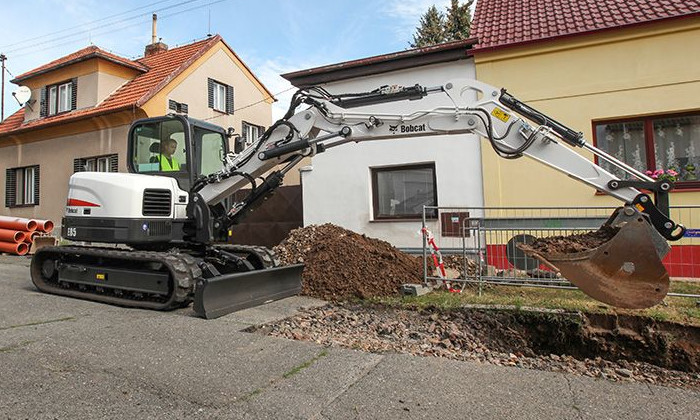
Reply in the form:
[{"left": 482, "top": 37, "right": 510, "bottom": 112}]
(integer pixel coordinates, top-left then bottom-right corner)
[{"left": 421, "top": 205, "right": 700, "bottom": 301}]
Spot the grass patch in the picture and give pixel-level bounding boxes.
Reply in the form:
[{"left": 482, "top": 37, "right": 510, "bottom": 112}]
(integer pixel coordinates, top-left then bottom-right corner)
[
  {"left": 241, "top": 388, "right": 264, "bottom": 402},
  {"left": 283, "top": 349, "right": 329, "bottom": 379},
  {"left": 0, "top": 316, "right": 76, "bottom": 331},
  {"left": 379, "top": 281, "right": 700, "bottom": 326},
  {"left": 0, "top": 340, "right": 34, "bottom": 353}
]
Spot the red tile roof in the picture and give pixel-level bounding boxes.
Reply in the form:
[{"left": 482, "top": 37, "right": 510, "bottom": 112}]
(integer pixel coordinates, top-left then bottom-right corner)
[
  {"left": 12, "top": 45, "right": 148, "bottom": 82},
  {"left": 1, "top": 35, "right": 272, "bottom": 138},
  {"left": 471, "top": 0, "right": 700, "bottom": 51}
]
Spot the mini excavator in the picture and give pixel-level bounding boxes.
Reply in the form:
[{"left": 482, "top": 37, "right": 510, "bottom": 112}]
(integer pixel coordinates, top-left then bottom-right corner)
[{"left": 30, "top": 78, "right": 685, "bottom": 318}]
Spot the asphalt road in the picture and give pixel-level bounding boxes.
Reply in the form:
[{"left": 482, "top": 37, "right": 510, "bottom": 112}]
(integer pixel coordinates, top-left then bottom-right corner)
[{"left": 1, "top": 254, "right": 699, "bottom": 419}]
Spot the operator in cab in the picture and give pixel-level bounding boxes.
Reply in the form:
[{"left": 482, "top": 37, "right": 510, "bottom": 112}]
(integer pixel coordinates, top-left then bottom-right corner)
[{"left": 159, "top": 136, "right": 180, "bottom": 171}]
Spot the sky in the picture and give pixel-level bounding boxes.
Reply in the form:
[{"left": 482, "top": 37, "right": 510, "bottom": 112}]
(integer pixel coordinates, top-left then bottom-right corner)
[{"left": 0, "top": 0, "right": 473, "bottom": 121}]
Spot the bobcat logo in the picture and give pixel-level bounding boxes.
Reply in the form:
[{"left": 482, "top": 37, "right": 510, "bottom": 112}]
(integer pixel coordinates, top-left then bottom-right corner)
[{"left": 389, "top": 124, "right": 399, "bottom": 133}]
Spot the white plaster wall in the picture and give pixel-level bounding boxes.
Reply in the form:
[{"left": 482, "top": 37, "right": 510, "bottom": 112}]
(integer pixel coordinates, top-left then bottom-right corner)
[{"left": 301, "top": 59, "right": 482, "bottom": 248}]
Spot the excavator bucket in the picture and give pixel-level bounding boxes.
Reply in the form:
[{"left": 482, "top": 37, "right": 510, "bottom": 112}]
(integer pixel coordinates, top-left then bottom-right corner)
[
  {"left": 522, "top": 209, "right": 670, "bottom": 309},
  {"left": 193, "top": 264, "right": 304, "bottom": 319}
]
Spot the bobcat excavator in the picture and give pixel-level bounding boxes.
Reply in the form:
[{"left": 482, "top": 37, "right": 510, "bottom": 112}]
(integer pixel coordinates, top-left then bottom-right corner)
[{"left": 30, "top": 78, "right": 685, "bottom": 319}]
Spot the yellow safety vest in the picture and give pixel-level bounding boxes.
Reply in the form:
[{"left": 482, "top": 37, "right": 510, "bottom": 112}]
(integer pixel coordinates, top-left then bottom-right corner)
[{"left": 158, "top": 154, "right": 180, "bottom": 171}]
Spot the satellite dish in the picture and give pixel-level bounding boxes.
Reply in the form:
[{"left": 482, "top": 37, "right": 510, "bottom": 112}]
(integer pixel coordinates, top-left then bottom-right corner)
[{"left": 13, "top": 86, "right": 31, "bottom": 105}]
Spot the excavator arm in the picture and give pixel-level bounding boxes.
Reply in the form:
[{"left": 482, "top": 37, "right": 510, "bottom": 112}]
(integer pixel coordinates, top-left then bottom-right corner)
[{"left": 197, "top": 78, "right": 684, "bottom": 309}]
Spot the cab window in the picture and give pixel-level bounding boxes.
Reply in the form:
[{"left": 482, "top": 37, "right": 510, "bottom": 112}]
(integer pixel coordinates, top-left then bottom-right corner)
[
  {"left": 131, "top": 119, "right": 188, "bottom": 173},
  {"left": 195, "top": 127, "right": 225, "bottom": 176}
]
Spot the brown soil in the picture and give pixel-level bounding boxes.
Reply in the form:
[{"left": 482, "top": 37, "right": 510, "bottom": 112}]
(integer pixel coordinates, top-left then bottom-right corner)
[
  {"left": 519, "top": 225, "right": 619, "bottom": 255},
  {"left": 273, "top": 224, "right": 423, "bottom": 300}
]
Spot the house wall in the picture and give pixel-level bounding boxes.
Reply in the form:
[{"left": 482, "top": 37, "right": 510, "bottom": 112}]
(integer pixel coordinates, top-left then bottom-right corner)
[
  {"left": 474, "top": 17, "right": 700, "bottom": 209},
  {"left": 1, "top": 124, "right": 131, "bottom": 225},
  {"left": 300, "top": 59, "right": 482, "bottom": 248}
]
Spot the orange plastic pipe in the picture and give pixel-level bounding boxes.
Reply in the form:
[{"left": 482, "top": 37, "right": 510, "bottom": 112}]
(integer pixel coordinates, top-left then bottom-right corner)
[
  {"left": 0, "top": 241, "right": 29, "bottom": 256},
  {"left": 23, "top": 231, "right": 40, "bottom": 244},
  {"left": 0, "top": 216, "right": 37, "bottom": 232},
  {"left": 0, "top": 228, "right": 26, "bottom": 243},
  {"left": 35, "top": 219, "right": 54, "bottom": 233}
]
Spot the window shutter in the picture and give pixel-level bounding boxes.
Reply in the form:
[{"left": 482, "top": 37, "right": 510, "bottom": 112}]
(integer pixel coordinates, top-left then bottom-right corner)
[
  {"left": 109, "top": 154, "right": 118, "bottom": 172},
  {"left": 33, "top": 166, "right": 40, "bottom": 205},
  {"left": 73, "top": 158, "right": 85, "bottom": 173},
  {"left": 226, "top": 85, "right": 234, "bottom": 114},
  {"left": 40, "top": 87, "right": 47, "bottom": 117},
  {"left": 168, "top": 99, "right": 178, "bottom": 111},
  {"left": 180, "top": 103, "right": 188, "bottom": 114},
  {"left": 207, "top": 78, "right": 214, "bottom": 108},
  {"left": 5, "top": 169, "right": 16, "bottom": 207},
  {"left": 71, "top": 78, "right": 78, "bottom": 110}
]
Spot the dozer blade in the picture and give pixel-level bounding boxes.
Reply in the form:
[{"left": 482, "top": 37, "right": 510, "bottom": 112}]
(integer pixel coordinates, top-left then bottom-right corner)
[
  {"left": 526, "top": 215, "right": 670, "bottom": 309},
  {"left": 193, "top": 264, "right": 304, "bottom": 319}
]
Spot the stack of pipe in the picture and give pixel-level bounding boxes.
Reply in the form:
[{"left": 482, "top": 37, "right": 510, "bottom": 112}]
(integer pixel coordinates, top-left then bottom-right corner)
[{"left": 0, "top": 216, "right": 54, "bottom": 256}]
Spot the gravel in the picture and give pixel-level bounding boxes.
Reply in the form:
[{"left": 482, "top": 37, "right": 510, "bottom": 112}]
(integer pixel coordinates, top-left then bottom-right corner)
[{"left": 251, "top": 302, "right": 700, "bottom": 391}]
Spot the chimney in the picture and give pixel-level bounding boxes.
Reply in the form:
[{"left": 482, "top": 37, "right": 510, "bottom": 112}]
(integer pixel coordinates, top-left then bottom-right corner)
[{"left": 144, "top": 13, "right": 168, "bottom": 57}]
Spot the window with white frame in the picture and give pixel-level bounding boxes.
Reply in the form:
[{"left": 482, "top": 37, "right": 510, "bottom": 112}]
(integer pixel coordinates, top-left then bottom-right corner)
[
  {"left": 242, "top": 122, "right": 264, "bottom": 147},
  {"left": 371, "top": 163, "right": 437, "bottom": 219},
  {"left": 42, "top": 79, "right": 76, "bottom": 117},
  {"left": 74, "top": 154, "right": 118, "bottom": 173},
  {"left": 594, "top": 112, "right": 700, "bottom": 188},
  {"left": 207, "top": 78, "right": 233, "bottom": 113},
  {"left": 5, "top": 165, "right": 39, "bottom": 207}
]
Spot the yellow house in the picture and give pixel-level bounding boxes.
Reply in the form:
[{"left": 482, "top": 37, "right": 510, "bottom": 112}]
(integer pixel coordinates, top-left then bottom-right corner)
[
  {"left": 0, "top": 35, "right": 274, "bottom": 228},
  {"left": 470, "top": 0, "right": 700, "bottom": 277},
  {"left": 471, "top": 0, "right": 700, "bottom": 208}
]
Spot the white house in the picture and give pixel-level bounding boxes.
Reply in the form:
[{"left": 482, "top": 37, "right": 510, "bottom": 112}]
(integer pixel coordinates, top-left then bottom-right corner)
[{"left": 282, "top": 39, "right": 483, "bottom": 249}]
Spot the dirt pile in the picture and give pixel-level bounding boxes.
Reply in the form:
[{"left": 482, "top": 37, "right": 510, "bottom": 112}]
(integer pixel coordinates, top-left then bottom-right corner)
[
  {"left": 273, "top": 224, "right": 423, "bottom": 300},
  {"left": 520, "top": 225, "right": 619, "bottom": 255}
]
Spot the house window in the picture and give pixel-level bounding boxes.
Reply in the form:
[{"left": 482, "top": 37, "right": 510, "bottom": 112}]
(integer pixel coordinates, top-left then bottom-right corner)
[
  {"left": 42, "top": 79, "right": 76, "bottom": 117},
  {"left": 74, "top": 154, "right": 118, "bottom": 173},
  {"left": 5, "top": 165, "right": 40, "bottom": 207},
  {"left": 242, "top": 122, "right": 264, "bottom": 147},
  {"left": 594, "top": 112, "right": 700, "bottom": 188},
  {"left": 168, "top": 99, "right": 189, "bottom": 114},
  {"left": 208, "top": 78, "right": 233, "bottom": 113},
  {"left": 371, "top": 163, "right": 437, "bottom": 219}
]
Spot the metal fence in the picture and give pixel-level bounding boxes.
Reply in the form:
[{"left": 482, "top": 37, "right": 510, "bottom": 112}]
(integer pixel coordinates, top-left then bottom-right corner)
[{"left": 420, "top": 205, "right": 700, "bottom": 301}]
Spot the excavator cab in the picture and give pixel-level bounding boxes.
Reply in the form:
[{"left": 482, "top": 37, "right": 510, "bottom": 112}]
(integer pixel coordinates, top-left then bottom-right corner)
[{"left": 127, "top": 114, "right": 228, "bottom": 191}]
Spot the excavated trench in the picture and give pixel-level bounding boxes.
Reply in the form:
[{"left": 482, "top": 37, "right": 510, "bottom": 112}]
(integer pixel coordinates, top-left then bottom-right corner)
[
  {"left": 266, "top": 224, "right": 700, "bottom": 387},
  {"left": 462, "top": 308, "right": 700, "bottom": 373},
  {"left": 250, "top": 304, "right": 700, "bottom": 388}
]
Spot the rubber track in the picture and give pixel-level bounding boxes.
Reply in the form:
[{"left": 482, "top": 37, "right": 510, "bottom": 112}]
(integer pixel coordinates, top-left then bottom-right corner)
[
  {"left": 31, "top": 245, "right": 202, "bottom": 311},
  {"left": 214, "top": 244, "right": 280, "bottom": 269}
]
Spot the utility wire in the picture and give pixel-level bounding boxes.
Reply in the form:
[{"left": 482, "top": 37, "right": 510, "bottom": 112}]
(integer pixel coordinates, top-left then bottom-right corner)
[
  {"left": 0, "top": 0, "right": 177, "bottom": 50},
  {"left": 2, "top": 0, "right": 207, "bottom": 55},
  {"left": 9, "top": 0, "right": 230, "bottom": 59},
  {"left": 3, "top": 64, "right": 15, "bottom": 78},
  {"left": 204, "top": 86, "right": 296, "bottom": 122}
]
